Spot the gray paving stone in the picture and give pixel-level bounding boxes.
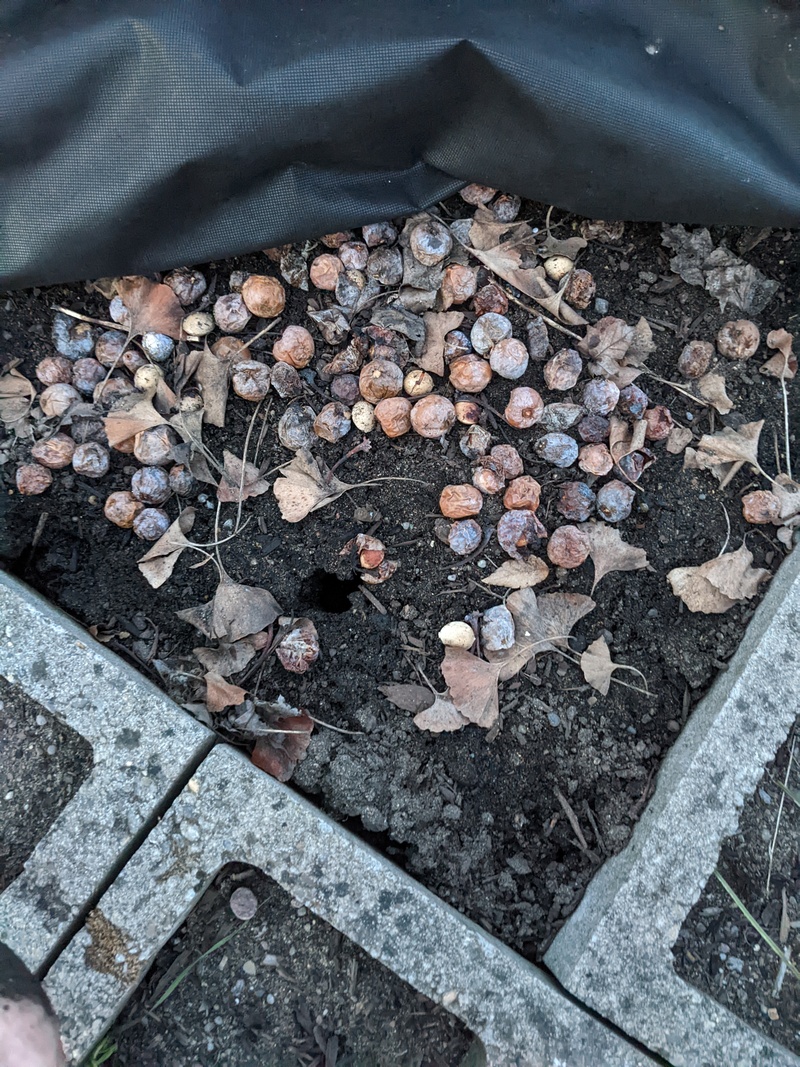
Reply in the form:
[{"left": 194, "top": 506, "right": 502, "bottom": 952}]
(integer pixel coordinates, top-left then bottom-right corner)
[
  {"left": 45, "top": 744, "right": 655, "bottom": 1067},
  {"left": 0, "top": 572, "right": 214, "bottom": 971},
  {"left": 545, "top": 546, "right": 800, "bottom": 1067}
]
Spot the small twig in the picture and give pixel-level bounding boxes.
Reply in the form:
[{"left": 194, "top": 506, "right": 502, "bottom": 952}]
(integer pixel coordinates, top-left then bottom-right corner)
[
  {"left": 307, "top": 713, "right": 363, "bottom": 736},
  {"left": 767, "top": 732, "right": 796, "bottom": 895},
  {"left": 52, "top": 305, "right": 120, "bottom": 331},
  {"left": 326, "top": 438, "right": 372, "bottom": 483},
  {"left": 782, "top": 377, "right": 793, "bottom": 482},
  {"left": 30, "top": 511, "right": 49, "bottom": 550},
  {"left": 554, "top": 786, "right": 595, "bottom": 857},
  {"left": 240, "top": 318, "right": 281, "bottom": 352},
  {"left": 497, "top": 286, "right": 583, "bottom": 341},
  {"left": 359, "top": 585, "right": 387, "bottom": 614},
  {"left": 718, "top": 504, "right": 731, "bottom": 557}
]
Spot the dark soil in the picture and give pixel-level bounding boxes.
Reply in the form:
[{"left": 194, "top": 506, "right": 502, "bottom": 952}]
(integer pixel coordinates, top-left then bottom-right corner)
[
  {"left": 0, "top": 676, "right": 91, "bottom": 891},
  {"left": 674, "top": 727, "right": 800, "bottom": 1054},
  {"left": 1, "top": 203, "right": 798, "bottom": 966},
  {"left": 108, "top": 863, "right": 475, "bottom": 1067}
]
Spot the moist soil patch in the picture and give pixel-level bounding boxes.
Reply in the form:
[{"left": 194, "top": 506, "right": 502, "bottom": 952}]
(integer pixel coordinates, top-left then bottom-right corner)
[
  {"left": 674, "top": 726, "right": 800, "bottom": 1055},
  {"left": 1, "top": 203, "right": 798, "bottom": 963},
  {"left": 0, "top": 676, "right": 91, "bottom": 891},
  {"left": 108, "top": 863, "right": 475, "bottom": 1066}
]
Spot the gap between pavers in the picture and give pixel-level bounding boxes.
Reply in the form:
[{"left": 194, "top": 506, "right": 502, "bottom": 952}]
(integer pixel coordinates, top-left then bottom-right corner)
[
  {"left": 545, "top": 545, "right": 800, "bottom": 1067},
  {"left": 44, "top": 743, "right": 657, "bottom": 1067},
  {"left": 0, "top": 571, "right": 215, "bottom": 972}
]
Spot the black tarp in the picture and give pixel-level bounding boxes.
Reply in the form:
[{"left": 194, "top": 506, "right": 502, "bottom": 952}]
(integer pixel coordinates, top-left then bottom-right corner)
[{"left": 1, "top": 0, "right": 799, "bottom": 289}]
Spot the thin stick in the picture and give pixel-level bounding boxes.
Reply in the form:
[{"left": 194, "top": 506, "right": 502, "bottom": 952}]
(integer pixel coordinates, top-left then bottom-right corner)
[
  {"left": 554, "top": 786, "right": 591, "bottom": 854},
  {"left": 52, "top": 305, "right": 120, "bottom": 331},
  {"left": 641, "top": 369, "right": 709, "bottom": 406},
  {"left": 782, "top": 377, "right": 793, "bottom": 482},
  {"left": 767, "top": 732, "right": 796, "bottom": 895},
  {"left": 359, "top": 585, "right": 387, "bottom": 614},
  {"left": 307, "top": 713, "right": 363, "bottom": 736},
  {"left": 498, "top": 286, "right": 583, "bottom": 341},
  {"left": 240, "top": 319, "right": 281, "bottom": 352},
  {"left": 234, "top": 400, "right": 263, "bottom": 533},
  {"left": 718, "top": 504, "right": 731, "bottom": 557}
]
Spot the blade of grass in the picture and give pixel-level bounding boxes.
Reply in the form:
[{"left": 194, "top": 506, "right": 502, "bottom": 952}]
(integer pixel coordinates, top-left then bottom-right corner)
[
  {"left": 714, "top": 871, "right": 800, "bottom": 984},
  {"left": 151, "top": 929, "right": 238, "bottom": 1010}
]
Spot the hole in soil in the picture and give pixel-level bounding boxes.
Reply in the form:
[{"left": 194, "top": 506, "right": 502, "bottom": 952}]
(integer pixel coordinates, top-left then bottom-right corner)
[{"left": 299, "top": 569, "right": 360, "bottom": 614}]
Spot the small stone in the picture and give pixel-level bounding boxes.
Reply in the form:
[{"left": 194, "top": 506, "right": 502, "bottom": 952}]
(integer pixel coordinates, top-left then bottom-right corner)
[
  {"left": 547, "top": 712, "right": 561, "bottom": 727},
  {"left": 243, "top": 960, "right": 257, "bottom": 976}
]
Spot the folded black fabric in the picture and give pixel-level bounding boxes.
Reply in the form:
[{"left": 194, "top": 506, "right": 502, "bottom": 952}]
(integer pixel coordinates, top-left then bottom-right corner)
[{"left": 1, "top": 0, "right": 798, "bottom": 288}]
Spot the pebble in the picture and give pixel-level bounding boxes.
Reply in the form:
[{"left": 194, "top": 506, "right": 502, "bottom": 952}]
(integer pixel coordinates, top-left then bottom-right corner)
[
  {"left": 477, "top": 559, "right": 487, "bottom": 569},
  {"left": 46, "top": 744, "right": 56, "bottom": 756},
  {"left": 667, "top": 720, "right": 680, "bottom": 732},
  {"left": 35, "top": 714, "right": 47, "bottom": 726},
  {"left": 547, "top": 712, "right": 561, "bottom": 727},
  {"left": 243, "top": 960, "right": 256, "bottom": 976},
  {"left": 266, "top": 993, "right": 275, "bottom": 1005},
  {"left": 727, "top": 957, "right": 744, "bottom": 973},
  {"left": 758, "top": 788, "right": 773, "bottom": 805},
  {"left": 594, "top": 297, "right": 609, "bottom": 314},
  {"left": 447, "top": 574, "right": 457, "bottom": 582}
]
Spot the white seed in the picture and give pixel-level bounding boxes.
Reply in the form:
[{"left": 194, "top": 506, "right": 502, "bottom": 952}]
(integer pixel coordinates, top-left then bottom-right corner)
[
  {"left": 544, "top": 255, "right": 574, "bottom": 281},
  {"left": 182, "top": 311, "right": 214, "bottom": 338},
  {"left": 438, "top": 621, "right": 475, "bottom": 649},
  {"left": 351, "top": 400, "right": 376, "bottom": 432}
]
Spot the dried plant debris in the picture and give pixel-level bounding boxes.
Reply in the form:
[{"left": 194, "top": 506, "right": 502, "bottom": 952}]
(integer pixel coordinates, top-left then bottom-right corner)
[
  {"left": 581, "top": 522, "right": 650, "bottom": 592},
  {"left": 115, "top": 276, "right": 185, "bottom": 339},
  {"left": 667, "top": 545, "right": 770, "bottom": 614},
  {"left": 138, "top": 507, "right": 196, "bottom": 589},
  {"left": 0, "top": 364, "right": 36, "bottom": 439},
  {"left": 761, "top": 329, "right": 797, "bottom": 381},
  {"left": 216, "top": 450, "right": 270, "bottom": 503},
  {"left": 580, "top": 636, "right": 647, "bottom": 697},
  {"left": 661, "top": 225, "right": 778, "bottom": 314},
  {"left": 684, "top": 420, "right": 764, "bottom": 489},
  {"left": 250, "top": 710, "right": 314, "bottom": 781},
  {"left": 177, "top": 571, "right": 281, "bottom": 642},
  {"left": 483, "top": 557, "right": 549, "bottom": 589}
]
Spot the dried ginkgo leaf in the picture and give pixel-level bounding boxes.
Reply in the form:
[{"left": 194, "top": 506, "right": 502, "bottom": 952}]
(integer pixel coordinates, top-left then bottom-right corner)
[
  {"left": 694, "top": 373, "right": 734, "bottom": 414},
  {"left": 441, "top": 647, "right": 503, "bottom": 728},
  {"left": 137, "top": 507, "right": 196, "bottom": 589},
  {"left": 483, "top": 557, "right": 549, "bottom": 589},
  {"left": 581, "top": 522, "right": 650, "bottom": 592},
  {"left": 194, "top": 637, "right": 260, "bottom": 677},
  {"left": 666, "top": 425, "right": 693, "bottom": 455},
  {"left": 760, "top": 328, "right": 797, "bottom": 381},
  {"left": 104, "top": 391, "right": 167, "bottom": 448},
  {"left": 458, "top": 218, "right": 586, "bottom": 326},
  {"left": 487, "top": 588, "right": 595, "bottom": 681},
  {"left": 417, "top": 311, "right": 464, "bottom": 376},
  {"left": 195, "top": 342, "right": 231, "bottom": 427},
  {"left": 580, "top": 636, "right": 646, "bottom": 697},
  {"left": 685, "top": 420, "right": 764, "bottom": 489},
  {"left": 667, "top": 545, "right": 770, "bottom": 613},
  {"left": 177, "top": 571, "right": 282, "bottom": 642},
  {"left": 204, "top": 672, "right": 248, "bottom": 713},
  {"left": 0, "top": 364, "right": 35, "bottom": 439},
  {"left": 413, "top": 694, "right": 470, "bottom": 733},
  {"left": 217, "top": 450, "right": 270, "bottom": 503},
  {"left": 608, "top": 416, "right": 647, "bottom": 465},
  {"left": 116, "top": 275, "right": 184, "bottom": 339}
]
